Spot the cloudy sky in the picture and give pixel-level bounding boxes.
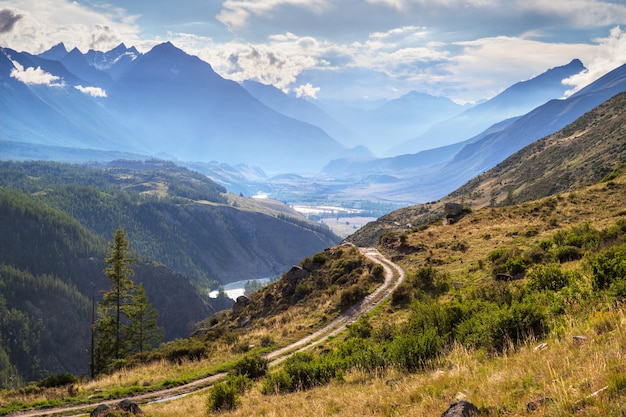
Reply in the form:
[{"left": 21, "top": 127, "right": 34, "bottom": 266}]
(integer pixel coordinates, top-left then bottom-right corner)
[{"left": 1, "top": 0, "right": 626, "bottom": 103}]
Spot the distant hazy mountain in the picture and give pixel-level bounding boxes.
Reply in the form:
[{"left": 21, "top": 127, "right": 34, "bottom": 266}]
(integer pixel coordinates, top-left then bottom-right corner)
[
  {"left": 390, "top": 59, "right": 586, "bottom": 155},
  {"left": 320, "top": 91, "right": 466, "bottom": 155},
  {"left": 3, "top": 42, "right": 349, "bottom": 173},
  {"left": 317, "top": 59, "right": 626, "bottom": 205},
  {"left": 437, "top": 60, "right": 626, "bottom": 192},
  {"left": 349, "top": 89, "right": 626, "bottom": 246},
  {"left": 241, "top": 80, "right": 363, "bottom": 152},
  {"left": 0, "top": 47, "right": 143, "bottom": 153}
]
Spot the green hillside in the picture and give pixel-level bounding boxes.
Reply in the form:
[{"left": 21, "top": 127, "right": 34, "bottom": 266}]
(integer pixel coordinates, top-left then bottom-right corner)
[
  {"left": 0, "top": 160, "right": 340, "bottom": 287},
  {"left": 349, "top": 90, "right": 626, "bottom": 247},
  {"left": 0, "top": 187, "right": 214, "bottom": 385},
  {"left": 3, "top": 87, "right": 626, "bottom": 416}
]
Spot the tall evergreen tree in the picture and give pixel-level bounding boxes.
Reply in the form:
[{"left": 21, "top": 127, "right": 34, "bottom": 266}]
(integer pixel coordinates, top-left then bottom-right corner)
[
  {"left": 94, "top": 227, "right": 137, "bottom": 372},
  {"left": 126, "top": 284, "right": 162, "bottom": 354},
  {"left": 94, "top": 227, "right": 162, "bottom": 373}
]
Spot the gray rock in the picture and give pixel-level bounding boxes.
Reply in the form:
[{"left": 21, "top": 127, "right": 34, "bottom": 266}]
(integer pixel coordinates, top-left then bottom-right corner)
[
  {"left": 90, "top": 404, "right": 111, "bottom": 417},
  {"left": 117, "top": 399, "right": 143, "bottom": 414},
  {"left": 441, "top": 400, "right": 480, "bottom": 417}
]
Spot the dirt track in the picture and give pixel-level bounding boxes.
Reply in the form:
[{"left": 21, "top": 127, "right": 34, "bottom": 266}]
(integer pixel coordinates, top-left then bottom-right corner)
[{"left": 13, "top": 247, "right": 404, "bottom": 417}]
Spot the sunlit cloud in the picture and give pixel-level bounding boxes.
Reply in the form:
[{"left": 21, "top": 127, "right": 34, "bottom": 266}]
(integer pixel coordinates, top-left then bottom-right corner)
[
  {"left": 75, "top": 85, "right": 107, "bottom": 97},
  {"left": 0, "top": 0, "right": 140, "bottom": 53},
  {"left": 217, "top": 0, "right": 331, "bottom": 30},
  {"left": 294, "top": 82, "right": 320, "bottom": 98},
  {"left": 563, "top": 26, "right": 626, "bottom": 96},
  {"left": 10, "top": 60, "right": 65, "bottom": 86}
]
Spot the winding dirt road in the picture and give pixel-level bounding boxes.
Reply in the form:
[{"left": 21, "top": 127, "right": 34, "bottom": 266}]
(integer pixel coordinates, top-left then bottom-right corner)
[{"left": 14, "top": 247, "right": 404, "bottom": 417}]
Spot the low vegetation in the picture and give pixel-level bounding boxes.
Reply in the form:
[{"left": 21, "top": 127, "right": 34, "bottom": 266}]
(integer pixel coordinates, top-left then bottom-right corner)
[{"left": 2, "top": 169, "right": 625, "bottom": 416}]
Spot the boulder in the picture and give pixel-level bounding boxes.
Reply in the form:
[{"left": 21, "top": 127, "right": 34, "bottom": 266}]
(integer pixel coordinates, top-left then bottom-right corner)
[
  {"left": 444, "top": 202, "right": 465, "bottom": 217},
  {"left": 441, "top": 400, "right": 480, "bottom": 417},
  {"left": 286, "top": 266, "right": 310, "bottom": 281},
  {"left": 117, "top": 399, "right": 143, "bottom": 414},
  {"left": 232, "top": 295, "right": 250, "bottom": 314},
  {"left": 90, "top": 404, "right": 112, "bottom": 417}
]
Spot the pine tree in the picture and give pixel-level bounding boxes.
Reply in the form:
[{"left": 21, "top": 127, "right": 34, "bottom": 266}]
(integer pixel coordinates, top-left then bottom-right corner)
[
  {"left": 126, "top": 284, "right": 162, "bottom": 354},
  {"left": 94, "top": 227, "right": 137, "bottom": 372},
  {"left": 94, "top": 227, "right": 162, "bottom": 373}
]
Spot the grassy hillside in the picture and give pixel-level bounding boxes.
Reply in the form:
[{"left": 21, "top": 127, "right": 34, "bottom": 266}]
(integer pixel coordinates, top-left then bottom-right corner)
[
  {"left": 0, "top": 187, "right": 213, "bottom": 385},
  {"left": 4, "top": 168, "right": 624, "bottom": 416},
  {"left": 0, "top": 160, "right": 340, "bottom": 287},
  {"left": 2, "top": 92, "right": 626, "bottom": 416},
  {"left": 350, "top": 90, "right": 626, "bottom": 247},
  {"left": 147, "top": 167, "right": 626, "bottom": 417}
]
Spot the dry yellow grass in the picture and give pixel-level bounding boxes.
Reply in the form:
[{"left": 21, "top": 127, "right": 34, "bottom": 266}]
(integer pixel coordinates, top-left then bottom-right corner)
[
  {"left": 142, "top": 173, "right": 626, "bottom": 417},
  {"left": 143, "top": 307, "right": 626, "bottom": 417}
]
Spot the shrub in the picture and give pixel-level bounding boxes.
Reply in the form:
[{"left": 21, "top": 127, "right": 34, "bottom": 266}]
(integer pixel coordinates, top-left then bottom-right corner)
[
  {"left": 230, "top": 354, "right": 268, "bottom": 380},
  {"left": 553, "top": 223, "right": 600, "bottom": 249},
  {"left": 391, "top": 281, "right": 413, "bottom": 306},
  {"left": 455, "top": 300, "right": 546, "bottom": 352},
  {"left": 36, "top": 373, "right": 78, "bottom": 388},
  {"left": 261, "top": 370, "right": 293, "bottom": 395},
  {"left": 207, "top": 382, "right": 239, "bottom": 412},
  {"left": 526, "top": 264, "right": 574, "bottom": 292},
  {"left": 160, "top": 338, "right": 209, "bottom": 364},
  {"left": 348, "top": 317, "right": 372, "bottom": 339},
  {"left": 552, "top": 245, "right": 582, "bottom": 263},
  {"left": 338, "top": 284, "right": 366, "bottom": 311},
  {"left": 590, "top": 244, "right": 626, "bottom": 295},
  {"left": 371, "top": 264, "right": 385, "bottom": 283},
  {"left": 282, "top": 352, "right": 340, "bottom": 391},
  {"left": 504, "top": 257, "right": 528, "bottom": 275},
  {"left": 386, "top": 329, "right": 442, "bottom": 372}
]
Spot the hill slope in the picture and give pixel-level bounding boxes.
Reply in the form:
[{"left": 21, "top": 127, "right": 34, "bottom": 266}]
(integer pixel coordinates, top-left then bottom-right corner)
[
  {"left": 0, "top": 160, "right": 340, "bottom": 286},
  {"left": 0, "top": 187, "right": 212, "bottom": 383},
  {"left": 350, "top": 89, "right": 626, "bottom": 246}
]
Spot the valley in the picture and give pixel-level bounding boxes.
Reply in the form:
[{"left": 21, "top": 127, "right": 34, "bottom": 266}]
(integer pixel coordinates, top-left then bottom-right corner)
[
  {"left": 7, "top": 248, "right": 405, "bottom": 417},
  {"left": 2, "top": 17, "right": 626, "bottom": 417}
]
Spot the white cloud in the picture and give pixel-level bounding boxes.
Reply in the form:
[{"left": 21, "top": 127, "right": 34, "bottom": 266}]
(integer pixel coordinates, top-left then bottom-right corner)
[
  {"left": 0, "top": 0, "right": 140, "bottom": 53},
  {"left": 294, "top": 82, "right": 320, "bottom": 98},
  {"left": 10, "top": 60, "right": 65, "bottom": 86},
  {"left": 75, "top": 85, "right": 107, "bottom": 97},
  {"left": 563, "top": 26, "right": 626, "bottom": 96},
  {"left": 217, "top": 0, "right": 331, "bottom": 30}
]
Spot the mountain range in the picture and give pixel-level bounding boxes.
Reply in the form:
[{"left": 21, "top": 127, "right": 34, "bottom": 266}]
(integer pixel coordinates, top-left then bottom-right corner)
[
  {"left": 0, "top": 42, "right": 360, "bottom": 173},
  {"left": 320, "top": 58, "right": 626, "bottom": 204}
]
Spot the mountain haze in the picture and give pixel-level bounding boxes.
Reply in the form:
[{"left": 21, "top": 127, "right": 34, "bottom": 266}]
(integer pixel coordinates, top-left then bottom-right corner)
[
  {"left": 390, "top": 59, "right": 585, "bottom": 155},
  {"left": 349, "top": 89, "right": 626, "bottom": 246}
]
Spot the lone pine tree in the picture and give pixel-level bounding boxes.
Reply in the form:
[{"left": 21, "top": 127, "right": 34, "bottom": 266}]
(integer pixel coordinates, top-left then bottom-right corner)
[{"left": 94, "top": 227, "right": 161, "bottom": 373}]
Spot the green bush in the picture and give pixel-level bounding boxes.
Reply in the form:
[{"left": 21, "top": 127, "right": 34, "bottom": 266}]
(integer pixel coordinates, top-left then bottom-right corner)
[
  {"left": 553, "top": 222, "right": 600, "bottom": 250},
  {"left": 348, "top": 317, "right": 372, "bottom": 339},
  {"left": 455, "top": 299, "right": 547, "bottom": 352},
  {"left": 282, "top": 352, "right": 340, "bottom": 391},
  {"left": 338, "top": 284, "right": 367, "bottom": 310},
  {"left": 504, "top": 257, "right": 528, "bottom": 275},
  {"left": 386, "top": 329, "right": 442, "bottom": 372},
  {"left": 526, "top": 264, "right": 575, "bottom": 292},
  {"left": 161, "top": 338, "right": 209, "bottom": 364},
  {"left": 36, "top": 373, "right": 78, "bottom": 388},
  {"left": 229, "top": 354, "right": 268, "bottom": 380},
  {"left": 590, "top": 243, "right": 626, "bottom": 295},
  {"left": 261, "top": 369, "right": 293, "bottom": 395},
  {"left": 552, "top": 245, "right": 583, "bottom": 263},
  {"left": 207, "top": 382, "right": 239, "bottom": 412}
]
